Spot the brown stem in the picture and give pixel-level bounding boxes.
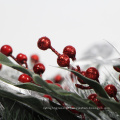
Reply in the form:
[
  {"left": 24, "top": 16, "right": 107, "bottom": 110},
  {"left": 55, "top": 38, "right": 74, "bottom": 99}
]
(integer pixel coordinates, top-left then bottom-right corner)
[
  {"left": 55, "top": 98, "right": 66, "bottom": 107},
  {"left": 55, "top": 98, "right": 85, "bottom": 119},
  {"left": 10, "top": 54, "right": 22, "bottom": 66},
  {"left": 50, "top": 46, "right": 61, "bottom": 56},
  {"left": 68, "top": 65, "right": 75, "bottom": 71},
  {"left": 76, "top": 65, "right": 80, "bottom": 71},
  {"left": 50, "top": 45, "right": 80, "bottom": 73},
  {"left": 72, "top": 57, "right": 76, "bottom": 61},
  {"left": 114, "top": 96, "right": 119, "bottom": 102},
  {"left": 10, "top": 54, "right": 17, "bottom": 62},
  {"left": 75, "top": 84, "right": 92, "bottom": 90},
  {"left": 24, "top": 61, "right": 28, "bottom": 69},
  {"left": 10, "top": 55, "right": 28, "bottom": 69}
]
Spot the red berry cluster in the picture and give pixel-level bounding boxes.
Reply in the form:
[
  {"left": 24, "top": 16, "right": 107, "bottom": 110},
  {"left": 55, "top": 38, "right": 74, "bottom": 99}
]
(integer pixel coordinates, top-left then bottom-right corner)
[
  {"left": 1, "top": 36, "right": 119, "bottom": 119},
  {"left": 0, "top": 45, "right": 28, "bottom": 68},
  {"left": 37, "top": 37, "right": 119, "bottom": 103},
  {"left": 37, "top": 37, "right": 101, "bottom": 91},
  {"left": 0, "top": 45, "right": 46, "bottom": 83},
  {"left": 37, "top": 36, "right": 76, "bottom": 67},
  {"left": 17, "top": 62, "right": 45, "bottom": 83},
  {"left": 75, "top": 67, "right": 99, "bottom": 90},
  {"left": 88, "top": 94, "right": 105, "bottom": 110}
]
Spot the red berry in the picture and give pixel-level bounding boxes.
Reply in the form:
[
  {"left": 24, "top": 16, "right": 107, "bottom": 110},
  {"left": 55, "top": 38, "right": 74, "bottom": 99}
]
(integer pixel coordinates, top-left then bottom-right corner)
[
  {"left": 113, "top": 66, "right": 120, "bottom": 72},
  {"left": 18, "top": 73, "right": 32, "bottom": 83},
  {"left": 104, "top": 84, "right": 117, "bottom": 97},
  {"left": 45, "top": 80, "right": 53, "bottom": 84},
  {"left": 1, "top": 45, "right": 13, "bottom": 56},
  {"left": 31, "top": 54, "right": 39, "bottom": 63},
  {"left": 57, "top": 54, "right": 70, "bottom": 67},
  {"left": 43, "top": 94, "right": 52, "bottom": 101},
  {"left": 55, "top": 83, "right": 62, "bottom": 89},
  {"left": 63, "top": 45, "right": 76, "bottom": 60},
  {"left": 88, "top": 94, "right": 97, "bottom": 101},
  {"left": 77, "top": 71, "right": 86, "bottom": 84},
  {"left": 33, "top": 63, "right": 45, "bottom": 74},
  {"left": 37, "top": 37, "right": 51, "bottom": 50},
  {"left": 16, "top": 53, "right": 27, "bottom": 64},
  {"left": 0, "top": 64, "right": 2, "bottom": 70},
  {"left": 54, "top": 74, "right": 63, "bottom": 83},
  {"left": 86, "top": 67, "right": 99, "bottom": 80},
  {"left": 88, "top": 94, "right": 104, "bottom": 110}
]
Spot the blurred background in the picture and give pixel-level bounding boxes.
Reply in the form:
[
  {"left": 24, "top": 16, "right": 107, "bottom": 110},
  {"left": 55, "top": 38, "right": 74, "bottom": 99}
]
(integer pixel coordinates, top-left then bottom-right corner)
[{"left": 0, "top": 0, "right": 120, "bottom": 79}]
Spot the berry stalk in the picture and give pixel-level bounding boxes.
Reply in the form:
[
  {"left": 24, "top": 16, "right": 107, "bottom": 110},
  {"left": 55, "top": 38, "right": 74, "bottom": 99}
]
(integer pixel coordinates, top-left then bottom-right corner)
[{"left": 50, "top": 46, "right": 60, "bottom": 56}]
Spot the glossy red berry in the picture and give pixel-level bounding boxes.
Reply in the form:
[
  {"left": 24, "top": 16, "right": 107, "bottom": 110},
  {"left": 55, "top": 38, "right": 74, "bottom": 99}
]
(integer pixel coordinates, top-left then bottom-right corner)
[
  {"left": 37, "top": 37, "right": 51, "bottom": 50},
  {"left": 54, "top": 74, "right": 63, "bottom": 83},
  {"left": 18, "top": 73, "right": 32, "bottom": 83},
  {"left": 43, "top": 94, "right": 52, "bottom": 101},
  {"left": 57, "top": 54, "right": 70, "bottom": 67},
  {"left": 63, "top": 45, "right": 76, "bottom": 60},
  {"left": 104, "top": 84, "right": 117, "bottom": 97},
  {"left": 113, "top": 66, "right": 120, "bottom": 72},
  {"left": 33, "top": 63, "right": 45, "bottom": 74},
  {"left": 0, "top": 64, "right": 2, "bottom": 70},
  {"left": 45, "top": 80, "right": 53, "bottom": 84},
  {"left": 1, "top": 45, "right": 13, "bottom": 56},
  {"left": 88, "top": 94, "right": 104, "bottom": 110},
  {"left": 55, "top": 83, "right": 62, "bottom": 89},
  {"left": 16, "top": 53, "right": 27, "bottom": 64},
  {"left": 77, "top": 71, "right": 86, "bottom": 84},
  {"left": 31, "top": 54, "right": 39, "bottom": 63},
  {"left": 86, "top": 67, "right": 99, "bottom": 80},
  {"left": 88, "top": 93, "right": 97, "bottom": 101}
]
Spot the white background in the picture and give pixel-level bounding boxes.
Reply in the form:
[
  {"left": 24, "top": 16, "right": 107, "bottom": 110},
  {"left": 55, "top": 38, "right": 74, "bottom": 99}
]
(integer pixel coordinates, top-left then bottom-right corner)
[{"left": 0, "top": 0, "right": 120, "bottom": 78}]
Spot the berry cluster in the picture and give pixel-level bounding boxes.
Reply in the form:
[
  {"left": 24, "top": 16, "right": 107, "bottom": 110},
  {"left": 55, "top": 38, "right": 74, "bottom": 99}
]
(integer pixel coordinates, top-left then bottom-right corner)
[
  {"left": 0, "top": 36, "right": 119, "bottom": 120},
  {"left": 37, "top": 36, "right": 76, "bottom": 67},
  {"left": 75, "top": 67, "right": 100, "bottom": 90},
  {"left": 0, "top": 45, "right": 28, "bottom": 68},
  {"left": 0, "top": 45, "right": 45, "bottom": 84},
  {"left": 37, "top": 37, "right": 100, "bottom": 90},
  {"left": 37, "top": 36, "right": 119, "bottom": 110},
  {"left": 88, "top": 94, "right": 105, "bottom": 110}
]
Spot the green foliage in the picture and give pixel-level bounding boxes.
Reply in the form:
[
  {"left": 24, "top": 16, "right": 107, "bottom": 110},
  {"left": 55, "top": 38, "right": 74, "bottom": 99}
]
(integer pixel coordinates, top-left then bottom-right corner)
[
  {"left": 0, "top": 52, "right": 120, "bottom": 120},
  {"left": 59, "top": 67, "right": 109, "bottom": 99},
  {"left": 0, "top": 97, "right": 47, "bottom": 120}
]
